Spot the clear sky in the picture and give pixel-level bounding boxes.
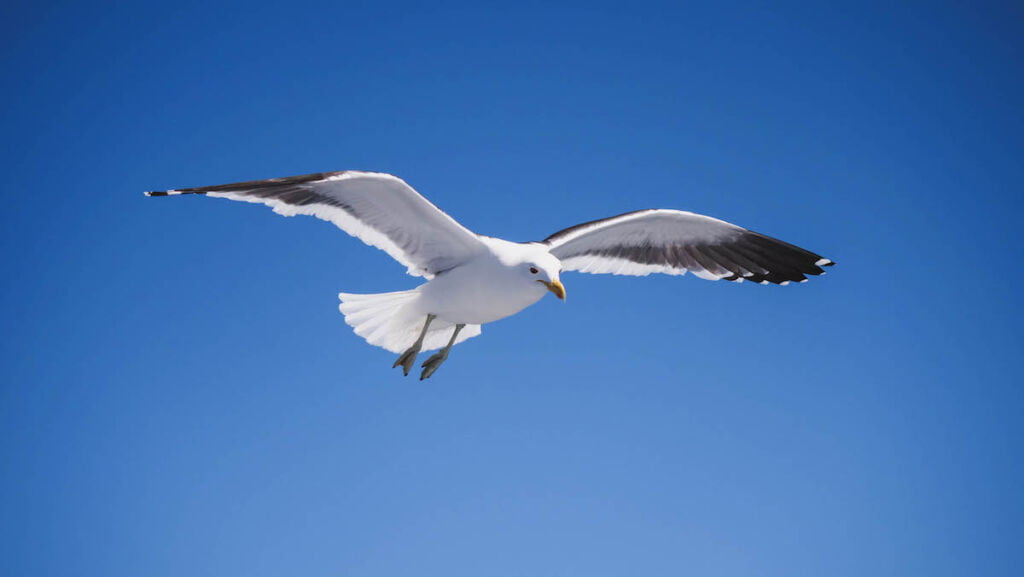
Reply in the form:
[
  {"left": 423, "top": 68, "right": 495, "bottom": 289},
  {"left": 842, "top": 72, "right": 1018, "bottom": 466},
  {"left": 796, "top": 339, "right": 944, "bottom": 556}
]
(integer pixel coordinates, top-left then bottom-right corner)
[{"left": 2, "top": 1, "right": 1022, "bottom": 576}]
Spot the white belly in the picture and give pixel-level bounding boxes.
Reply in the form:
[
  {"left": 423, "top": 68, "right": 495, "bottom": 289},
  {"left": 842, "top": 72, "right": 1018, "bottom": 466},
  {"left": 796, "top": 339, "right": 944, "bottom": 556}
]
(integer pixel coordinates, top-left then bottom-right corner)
[{"left": 415, "top": 258, "right": 548, "bottom": 325}]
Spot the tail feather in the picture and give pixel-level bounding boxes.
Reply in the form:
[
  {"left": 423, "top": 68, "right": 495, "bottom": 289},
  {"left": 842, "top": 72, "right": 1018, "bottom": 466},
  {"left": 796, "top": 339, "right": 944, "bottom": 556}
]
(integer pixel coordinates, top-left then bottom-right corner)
[{"left": 338, "top": 289, "right": 481, "bottom": 353}]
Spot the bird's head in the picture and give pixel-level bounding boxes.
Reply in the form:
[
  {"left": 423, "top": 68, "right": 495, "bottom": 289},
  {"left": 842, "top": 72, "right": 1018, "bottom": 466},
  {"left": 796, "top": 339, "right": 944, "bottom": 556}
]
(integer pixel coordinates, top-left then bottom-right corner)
[{"left": 521, "top": 254, "right": 565, "bottom": 301}]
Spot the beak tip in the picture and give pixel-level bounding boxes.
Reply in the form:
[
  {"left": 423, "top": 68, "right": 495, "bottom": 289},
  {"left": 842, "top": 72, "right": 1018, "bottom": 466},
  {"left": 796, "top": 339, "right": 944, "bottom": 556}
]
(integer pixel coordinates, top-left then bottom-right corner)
[
  {"left": 552, "top": 280, "right": 566, "bottom": 301},
  {"left": 539, "top": 279, "right": 567, "bottom": 300}
]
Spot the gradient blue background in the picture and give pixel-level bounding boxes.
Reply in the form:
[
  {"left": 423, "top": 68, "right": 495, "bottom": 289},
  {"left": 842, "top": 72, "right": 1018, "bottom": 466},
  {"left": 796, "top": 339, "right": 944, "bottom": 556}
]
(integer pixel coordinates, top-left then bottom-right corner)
[{"left": 2, "top": 2, "right": 1022, "bottom": 575}]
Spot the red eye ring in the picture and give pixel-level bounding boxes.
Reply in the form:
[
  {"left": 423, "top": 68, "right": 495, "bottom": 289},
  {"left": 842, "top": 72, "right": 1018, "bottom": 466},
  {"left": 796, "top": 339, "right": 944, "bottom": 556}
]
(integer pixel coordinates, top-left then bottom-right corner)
[{"left": 529, "top": 267, "right": 539, "bottom": 274}]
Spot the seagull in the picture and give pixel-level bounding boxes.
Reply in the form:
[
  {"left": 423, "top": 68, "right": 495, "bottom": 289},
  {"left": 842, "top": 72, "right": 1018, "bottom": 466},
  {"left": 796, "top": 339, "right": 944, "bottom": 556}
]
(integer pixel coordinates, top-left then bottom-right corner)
[{"left": 146, "top": 170, "right": 834, "bottom": 379}]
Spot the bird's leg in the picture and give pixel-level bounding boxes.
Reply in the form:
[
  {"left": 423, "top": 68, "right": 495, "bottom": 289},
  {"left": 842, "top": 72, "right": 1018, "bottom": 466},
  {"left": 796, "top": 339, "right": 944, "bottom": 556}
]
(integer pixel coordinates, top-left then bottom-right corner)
[
  {"left": 393, "top": 314, "right": 436, "bottom": 376},
  {"left": 420, "top": 324, "right": 465, "bottom": 381}
]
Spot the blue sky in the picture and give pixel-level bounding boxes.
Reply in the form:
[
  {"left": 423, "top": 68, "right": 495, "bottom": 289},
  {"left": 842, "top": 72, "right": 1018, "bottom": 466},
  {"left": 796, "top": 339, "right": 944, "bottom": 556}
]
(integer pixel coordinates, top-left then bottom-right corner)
[{"left": 2, "top": 1, "right": 1022, "bottom": 575}]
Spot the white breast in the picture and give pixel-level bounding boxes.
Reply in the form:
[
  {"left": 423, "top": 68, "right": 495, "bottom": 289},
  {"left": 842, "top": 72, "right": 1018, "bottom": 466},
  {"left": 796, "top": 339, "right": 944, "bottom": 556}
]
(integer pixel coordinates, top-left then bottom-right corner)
[{"left": 415, "top": 248, "right": 548, "bottom": 325}]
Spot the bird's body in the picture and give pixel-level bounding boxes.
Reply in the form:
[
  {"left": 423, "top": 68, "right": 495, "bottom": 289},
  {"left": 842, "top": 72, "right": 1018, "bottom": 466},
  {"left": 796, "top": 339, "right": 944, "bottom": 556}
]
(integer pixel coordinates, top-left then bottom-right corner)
[
  {"left": 337, "top": 238, "right": 561, "bottom": 360},
  {"left": 147, "top": 170, "right": 833, "bottom": 379},
  {"left": 419, "top": 238, "right": 559, "bottom": 325}
]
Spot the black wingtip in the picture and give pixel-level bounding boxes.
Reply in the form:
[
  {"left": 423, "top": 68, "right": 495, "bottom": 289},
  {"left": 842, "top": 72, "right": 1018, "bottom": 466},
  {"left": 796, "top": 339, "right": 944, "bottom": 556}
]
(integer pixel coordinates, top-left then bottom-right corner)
[{"left": 144, "top": 189, "right": 206, "bottom": 197}]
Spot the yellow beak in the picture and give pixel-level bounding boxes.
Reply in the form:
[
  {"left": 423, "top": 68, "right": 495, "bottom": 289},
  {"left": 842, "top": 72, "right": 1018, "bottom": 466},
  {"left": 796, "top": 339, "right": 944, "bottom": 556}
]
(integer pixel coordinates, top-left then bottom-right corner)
[{"left": 539, "top": 279, "right": 566, "bottom": 301}]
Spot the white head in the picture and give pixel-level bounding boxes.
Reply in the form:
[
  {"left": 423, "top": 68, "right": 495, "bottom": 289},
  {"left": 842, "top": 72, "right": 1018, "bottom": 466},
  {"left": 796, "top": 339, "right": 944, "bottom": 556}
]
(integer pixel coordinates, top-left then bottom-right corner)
[{"left": 516, "top": 248, "right": 566, "bottom": 301}]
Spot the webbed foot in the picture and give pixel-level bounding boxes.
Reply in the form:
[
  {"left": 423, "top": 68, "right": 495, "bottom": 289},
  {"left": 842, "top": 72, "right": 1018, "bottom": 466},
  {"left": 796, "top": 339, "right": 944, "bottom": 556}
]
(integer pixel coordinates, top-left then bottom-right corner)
[
  {"left": 419, "top": 351, "right": 449, "bottom": 380},
  {"left": 393, "top": 346, "right": 420, "bottom": 376},
  {"left": 393, "top": 314, "right": 436, "bottom": 376}
]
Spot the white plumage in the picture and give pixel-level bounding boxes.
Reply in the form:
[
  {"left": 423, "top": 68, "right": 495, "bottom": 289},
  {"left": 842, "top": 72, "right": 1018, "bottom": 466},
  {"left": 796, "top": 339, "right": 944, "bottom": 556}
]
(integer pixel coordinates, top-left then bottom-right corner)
[
  {"left": 147, "top": 170, "right": 834, "bottom": 379},
  {"left": 336, "top": 289, "right": 482, "bottom": 353}
]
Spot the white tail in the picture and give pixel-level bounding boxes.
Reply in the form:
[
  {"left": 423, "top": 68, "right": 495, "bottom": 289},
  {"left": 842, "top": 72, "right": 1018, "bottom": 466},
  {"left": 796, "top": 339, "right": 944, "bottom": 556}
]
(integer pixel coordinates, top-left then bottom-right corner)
[{"left": 338, "top": 289, "right": 482, "bottom": 353}]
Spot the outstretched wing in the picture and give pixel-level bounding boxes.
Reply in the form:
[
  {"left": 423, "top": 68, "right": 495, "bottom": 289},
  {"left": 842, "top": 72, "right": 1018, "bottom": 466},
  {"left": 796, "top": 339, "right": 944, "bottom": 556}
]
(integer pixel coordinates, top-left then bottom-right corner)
[
  {"left": 146, "top": 171, "right": 486, "bottom": 278},
  {"left": 543, "top": 209, "right": 834, "bottom": 285}
]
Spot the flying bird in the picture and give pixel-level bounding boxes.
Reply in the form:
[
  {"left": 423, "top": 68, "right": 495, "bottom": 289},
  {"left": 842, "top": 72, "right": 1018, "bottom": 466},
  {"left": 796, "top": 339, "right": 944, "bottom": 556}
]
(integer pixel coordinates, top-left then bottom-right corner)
[{"left": 146, "top": 171, "right": 834, "bottom": 379}]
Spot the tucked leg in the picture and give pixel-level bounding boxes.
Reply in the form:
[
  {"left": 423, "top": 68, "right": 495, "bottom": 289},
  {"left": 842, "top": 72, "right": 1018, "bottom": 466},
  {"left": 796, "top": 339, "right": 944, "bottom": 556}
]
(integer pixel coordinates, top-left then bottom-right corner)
[
  {"left": 393, "top": 314, "right": 436, "bottom": 376},
  {"left": 420, "top": 323, "right": 465, "bottom": 381}
]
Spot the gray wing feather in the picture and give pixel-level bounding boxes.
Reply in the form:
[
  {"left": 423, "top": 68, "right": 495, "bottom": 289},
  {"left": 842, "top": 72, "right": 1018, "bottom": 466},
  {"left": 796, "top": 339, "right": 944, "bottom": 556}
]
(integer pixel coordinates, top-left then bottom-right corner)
[
  {"left": 543, "top": 209, "right": 833, "bottom": 284},
  {"left": 147, "top": 171, "right": 486, "bottom": 278}
]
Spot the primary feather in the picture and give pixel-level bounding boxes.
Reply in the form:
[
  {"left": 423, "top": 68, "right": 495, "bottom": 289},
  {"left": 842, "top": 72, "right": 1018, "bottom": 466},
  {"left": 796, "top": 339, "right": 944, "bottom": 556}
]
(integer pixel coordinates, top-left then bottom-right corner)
[
  {"left": 146, "top": 171, "right": 485, "bottom": 278},
  {"left": 544, "top": 209, "right": 833, "bottom": 284}
]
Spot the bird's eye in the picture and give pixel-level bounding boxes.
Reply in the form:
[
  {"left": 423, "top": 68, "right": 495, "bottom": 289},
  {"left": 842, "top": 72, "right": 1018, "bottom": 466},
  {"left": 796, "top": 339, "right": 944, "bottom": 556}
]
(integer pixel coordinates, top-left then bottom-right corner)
[{"left": 529, "top": 267, "right": 539, "bottom": 274}]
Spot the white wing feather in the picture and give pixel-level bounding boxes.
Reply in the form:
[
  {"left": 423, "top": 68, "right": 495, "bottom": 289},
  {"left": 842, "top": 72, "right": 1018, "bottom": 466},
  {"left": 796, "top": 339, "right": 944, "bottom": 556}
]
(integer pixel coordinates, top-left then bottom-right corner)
[
  {"left": 146, "top": 171, "right": 486, "bottom": 278},
  {"left": 544, "top": 209, "right": 833, "bottom": 284}
]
